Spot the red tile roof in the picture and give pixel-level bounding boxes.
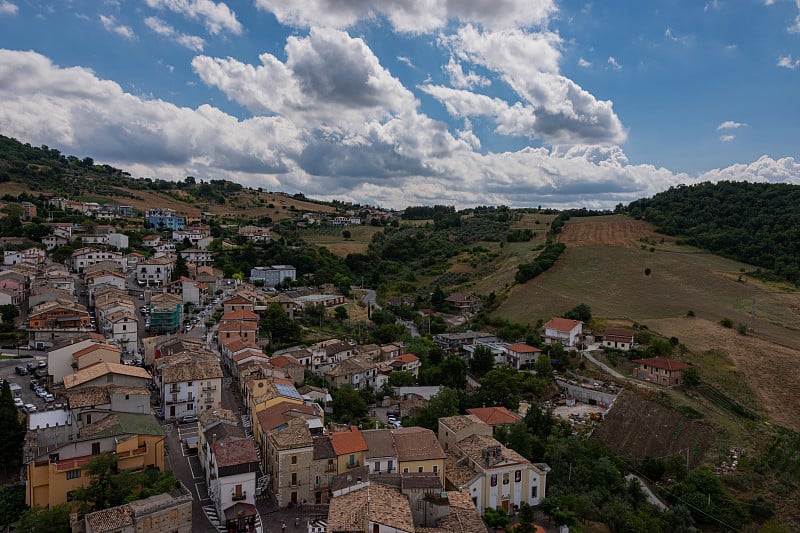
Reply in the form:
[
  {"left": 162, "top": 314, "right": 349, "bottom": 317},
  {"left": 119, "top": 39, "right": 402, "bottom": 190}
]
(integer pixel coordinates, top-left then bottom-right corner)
[
  {"left": 224, "top": 295, "right": 253, "bottom": 305},
  {"left": 394, "top": 353, "right": 419, "bottom": 363},
  {"left": 467, "top": 406, "right": 522, "bottom": 426},
  {"left": 631, "top": 356, "right": 692, "bottom": 371},
  {"left": 544, "top": 317, "right": 582, "bottom": 332},
  {"left": 505, "top": 343, "right": 541, "bottom": 354},
  {"left": 270, "top": 354, "right": 301, "bottom": 368},
  {"left": 221, "top": 310, "right": 260, "bottom": 321},
  {"left": 330, "top": 427, "right": 368, "bottom": 455},
  {"left": 73, "top": 343, "right": 121, "bottom": 358}
]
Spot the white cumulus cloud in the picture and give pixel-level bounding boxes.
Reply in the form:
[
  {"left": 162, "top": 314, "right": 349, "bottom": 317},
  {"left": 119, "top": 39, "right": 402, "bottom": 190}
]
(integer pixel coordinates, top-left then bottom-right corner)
[
  {"left": 0, "top": 1, "right": 18, "bottom": 15},
  {"left": 144, "top": 16, "right": 205, "bottom": 51},
  {"left": 99, "top": 15, "right": 135, "bottom": 39},
  {"left": 578, "top": 57, "right": 591, "bottom": 68},
  {"left": 719, "top": 134, "right": 735, "bottom": 142},
  {"left": 777, "top": 54, "right": 800, "bottom": 69},
  {"left": 717, "top": 120, "right": 747, "bottom": 130},
  {"left": 144, "top": 0, "right": 241, "bottom": 35}
]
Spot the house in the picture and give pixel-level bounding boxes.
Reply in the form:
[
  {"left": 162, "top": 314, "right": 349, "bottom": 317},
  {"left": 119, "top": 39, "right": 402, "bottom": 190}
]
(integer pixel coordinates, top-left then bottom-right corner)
[
  {"left": 148, "top": 293, "right": 183, "bottom": 334},
  {"left": 136, "top": 257, "right": 174, "bottom": 287},
  {"left": 325, "top": 357, "right": 379, "bottom": 391},
  {"left": 256, "top": 401, "right": 324, "bottom": 436},
  {"left": 222, "top": 295, "right": 255, "bottom": 315},
  {"left": 25, "top": 412, "right": 165, "bottom": 508},
  {"left": 180, "top": 248, "right": 214, "bottom": 266},
  {"left": 264, "top": 417, "right": 314, "bottom": 508},
  {"left": 217, "top": 320, "right": 258, "bottom": 348},
  {"left": 84, "top": 482, "right": 193, "bottom": 533},
  {"left": 389, "top": 353, "right": 421, "bottom": 379},
  {"left": 197, "top": 410, "right": 260, "bottom": 532},
  {"left": 165, "top": 276, "right": 208, "bottom": 306},
  {"left": 147, "top": 214, "right": 186, "bottom": 231},
  {"left": 503, "top": 343, "right": 543, "bottom": 369},
  {"left": 393, "top": 427, "right": 446, "bottom": 482},
  {"left": 47, "top": 334, "right": 107, "bottom": 384},
  {"left": 249, "top": 265, "right": 296, "bottom": 287},
  {"left": 70, "top": 248, "right": 126, "bottom": 273},
  {"left": 445, "top": 292, "right": 482, "bottom": 315},
  {"left": 327, "top": 481, "right": 415, "bottom": 533},
  {"left": 632, "top": 356, "right": 692, "bottom": 386},
  {"left": 101, "top": 310, "right": 139, "bottom": 354},
  {"left": 542, "top": 317, "right": 583, "bottom": 347},
  {"left": 600, "top": 328, "right": 636, "bottom": 351},
  {"left": 467, "top": 407, "right": 522, "bottom": 429},
  {"left": 331, "top": 426, "right": 369, "bottom": 473},
  {"left": 155, "top": 357, "right": 223, "bottom": 420},
  {"left": 439, "top": 415, "right": 548, "bottom": 515},
  {"left": 63, "top": 361, "right": 152, "bottom": 390}
]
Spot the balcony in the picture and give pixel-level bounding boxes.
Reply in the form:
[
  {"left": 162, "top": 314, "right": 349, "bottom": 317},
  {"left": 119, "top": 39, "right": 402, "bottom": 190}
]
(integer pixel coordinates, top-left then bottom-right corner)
[
  {"left": 346, "top": 460, "right": 360, "bottom": 469},
  {"left": 325, "top": 463, "right": 336, "bottom": 473},
  {"left": 231, "top": 491, "right": 247, "bottom": 502},
  {"left": 202, "top": 384, "right": 217, "bottom": 391}
]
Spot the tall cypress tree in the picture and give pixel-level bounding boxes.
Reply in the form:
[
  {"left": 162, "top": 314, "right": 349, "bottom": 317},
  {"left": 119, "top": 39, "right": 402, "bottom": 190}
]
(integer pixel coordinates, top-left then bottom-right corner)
[{"left": 0, "top": 381, "right": 25, "bottom": 475}]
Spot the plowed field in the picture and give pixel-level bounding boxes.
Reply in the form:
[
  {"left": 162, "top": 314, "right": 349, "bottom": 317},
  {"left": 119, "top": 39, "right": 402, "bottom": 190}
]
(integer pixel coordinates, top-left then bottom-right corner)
[{"left": 559, "top": 215, "right": 673, "bottom": 248}]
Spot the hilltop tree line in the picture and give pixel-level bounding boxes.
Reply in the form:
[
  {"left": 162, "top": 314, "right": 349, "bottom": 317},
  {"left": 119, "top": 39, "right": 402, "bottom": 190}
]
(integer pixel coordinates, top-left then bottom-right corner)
[{"left": 625, "top": 181, "right": 800, "bottom": 285}]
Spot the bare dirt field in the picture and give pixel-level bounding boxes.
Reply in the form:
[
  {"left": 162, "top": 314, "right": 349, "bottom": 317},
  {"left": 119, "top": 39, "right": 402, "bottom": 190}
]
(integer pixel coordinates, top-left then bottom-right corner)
[
  {"left": 559, "top": 215, "right": 673, "bottom": 249},
  {"left": 647, "top": 317, "right": 800, "bottom": 432},
  {"left": 593, "top": 391, "right": 716, "bottom": 467}
]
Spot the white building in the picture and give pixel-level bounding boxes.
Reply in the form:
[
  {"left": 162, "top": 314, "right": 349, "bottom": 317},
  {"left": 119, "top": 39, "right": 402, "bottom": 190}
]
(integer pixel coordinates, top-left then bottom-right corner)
[
  {"left": 542, "top": 317, "right": 583, "bottom": 347},
  {"left": 136, "top": 257, "right": 174, "bottom": 286}
]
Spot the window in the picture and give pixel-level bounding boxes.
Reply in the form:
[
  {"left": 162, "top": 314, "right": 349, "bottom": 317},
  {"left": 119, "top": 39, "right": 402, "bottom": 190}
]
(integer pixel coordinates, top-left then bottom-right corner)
[
  {"left": 187, "top": 382, "right": 193, "bottom": 386},
  {"left": 403, "top": 467, "right": 409, "bottom": 474},
  {"left": 66, "top": 469, "right": 81, "bottom": 480},
  {"left": 418, "top": 466, "right": 424, "bottom": 473},
  {"left": 387, "top": 460, "right": 393, "bottom": 472},
  {"left": 374, "top": 462, "right": 380, "bottom": 472},
  {"left": 91, "top": 442, "right": 100, "bottom": 455},
  {"left": 85, "top": 414, "right": 92, "bottom": 425},
  {"left": 531, "top": 486, "right": 538, "bottom": 498},
  {"left": 291, "top": 455, "right": 297, "bottom": 465},
  {"left": 433, "top": 465, "right": 438, "bottom": 473},
  {"left": 122, "top": 325, "right": 126, "bottom": 331},
  {"left": 503, "top": 473, "right": 509, "bottom": 485},
  {"left": 291, "top": 473, "right": 297, "bottom": 486},
  {"left": 348, "top": 453, "right": 355, "bottom": 466}
]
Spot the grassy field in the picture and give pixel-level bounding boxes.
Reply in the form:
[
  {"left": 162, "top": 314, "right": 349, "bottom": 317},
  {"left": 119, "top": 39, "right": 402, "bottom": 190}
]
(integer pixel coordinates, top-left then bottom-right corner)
[{"left": 301, "top": 224, "right": 385, "bottom": 256}]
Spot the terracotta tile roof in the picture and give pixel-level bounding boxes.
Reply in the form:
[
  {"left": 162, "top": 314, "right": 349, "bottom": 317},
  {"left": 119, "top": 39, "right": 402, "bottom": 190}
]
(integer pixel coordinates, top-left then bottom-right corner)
[
  {"left": 392, "top": 427, "right": 445, "bottom": 461},
  {"left": 256, "top": 401, "right": 321, "bottom": 433},
  {"left": 269, "top": 416, "right": 313, "bottom": 450},
  {"left": 362, "top": 429, "right": 395, "bottom": 459},
  {"left": 602, "top": 327, "right": 635, "bottom": 341},
  {"left": 394, "top": 353, "right": 419, "bottom": 363},
  {"left": 212, "top": 437, "right": 259, "bottom": 468},
  {"left": 67, "top": 386, "right": 111, "bottom": 408},
  {"left": 330, "top": 426, "right": 368, "bottom": 455},
  {"left": 467, "top": 407, "right": 522, "bottom": 426},
  {"left": 400, "top": 472, "right": 442, "bottom": 490},
  {"left": 224, "top": 295, "right": 253, "bottom": 305},
  {"left": 504, "top": 343, "right": 542, "bottom": 354},
  {"left": 269, "top": 354, "right": 301, "bottom": 368},
  {"left": 327, "top": 483, "right": 414, "bottom": 533},
  {"left": 73, "top": 343, "right": 121, "bottom": 358},
  {"left": 64, "top": 362, "right": 152, "bottom": 389},
  {"left": 233, "top": 351, "right": 267, "bottom": 363},
  {"left": 445, "top": 455, "right": 480, "bottom": 488},
  {"left": 313, "top": 435, "right": 337, "bottom": 460},
  {"left": 218, "top": 320, "right": 258, "bottom": 332},
  {"left": 456, "top": 434, "right": 531, "bottom": 469},
  {"left": 544, "top": 317, "right": 582, "bottom": 332},
  {"left": 631, "top": 356, "right": 692, "bottom": 371},
  {"left": 220, "top": 310, "right": 260, "bottom": 321},
  {"left": 161, "top": 360, "right": 223, "bottom": 384},
  {"left": 421, "top": 490, "right": 489, "bottom": 533},
  {"left": 85, "top": 504, "right": 134, "bottom": 533},
  {"left": 445, "top": 292, "right": 480, "bottom": 303},
  {"left": 439, "top": 414, "right": 484, "bottom": 433},
  {"left": 47, "top": 333, "right": 106, "bottom": 352}
]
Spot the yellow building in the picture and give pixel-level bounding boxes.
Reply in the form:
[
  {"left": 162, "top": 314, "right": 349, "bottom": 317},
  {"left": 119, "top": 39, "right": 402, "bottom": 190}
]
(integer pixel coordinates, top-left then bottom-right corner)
[
  {"left": 248, "top": 381, "right": 304, "bottom": 444},
  {"left": 26, "top": 412, "right": 165, "bottom": 508},
  {"left": 393, "top": 427, "right": 446, "bottom": 485},
  {"left": 330, "top": 426, "right": 368, "bottom": 473}
]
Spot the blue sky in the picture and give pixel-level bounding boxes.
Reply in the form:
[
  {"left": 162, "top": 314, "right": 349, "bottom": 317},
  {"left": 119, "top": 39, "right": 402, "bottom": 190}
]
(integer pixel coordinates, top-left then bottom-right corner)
[{"left": 0, "top": 0, "right": 798, "bottom": 209}]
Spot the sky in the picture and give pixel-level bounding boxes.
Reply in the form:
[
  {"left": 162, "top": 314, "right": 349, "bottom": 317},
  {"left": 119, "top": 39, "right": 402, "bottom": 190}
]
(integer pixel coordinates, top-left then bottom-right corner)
[{"left": 0, "top": 0, "right": 799, "bottom": 210}]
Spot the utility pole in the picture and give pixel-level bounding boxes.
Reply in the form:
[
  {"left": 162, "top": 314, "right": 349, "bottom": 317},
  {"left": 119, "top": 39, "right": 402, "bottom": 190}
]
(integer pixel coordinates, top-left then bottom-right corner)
[{"left": 750, "top": 297, "right": 756, "bottom": 332}]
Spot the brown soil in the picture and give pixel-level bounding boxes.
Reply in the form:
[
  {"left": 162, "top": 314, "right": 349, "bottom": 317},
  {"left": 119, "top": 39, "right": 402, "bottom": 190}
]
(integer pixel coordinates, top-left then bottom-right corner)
[
  {"left": 559, "top": 215, "right": 673, "bottom": 249},
  {"left": 647, "top": 317, "right": 800, "bottom": 432},
  {"left": 593, "top": 391, "right": 715, "bottom": 467}
]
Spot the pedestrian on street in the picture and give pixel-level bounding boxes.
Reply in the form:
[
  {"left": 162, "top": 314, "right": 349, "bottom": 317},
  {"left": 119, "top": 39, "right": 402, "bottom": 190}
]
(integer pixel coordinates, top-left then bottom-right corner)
[{"left": 281, "top": 520, "right": 286, "bottom": 533}]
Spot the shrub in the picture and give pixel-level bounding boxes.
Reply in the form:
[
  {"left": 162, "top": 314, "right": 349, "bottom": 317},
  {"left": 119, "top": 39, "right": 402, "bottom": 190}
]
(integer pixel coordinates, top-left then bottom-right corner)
[{"left": 720, "top": 317, "right": 734, "bottom": 328}]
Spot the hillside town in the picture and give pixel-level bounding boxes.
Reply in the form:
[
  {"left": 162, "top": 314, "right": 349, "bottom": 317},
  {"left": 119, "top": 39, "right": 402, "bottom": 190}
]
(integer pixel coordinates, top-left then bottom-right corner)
[{"left": 0, "top": 192, "right": 776, "bottom": 533}]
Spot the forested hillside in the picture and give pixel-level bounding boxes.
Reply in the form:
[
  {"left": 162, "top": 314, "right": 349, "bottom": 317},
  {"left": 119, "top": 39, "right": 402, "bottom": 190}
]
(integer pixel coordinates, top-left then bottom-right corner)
[{"left": 626, "top": 181, "right": 800, "bottom": 284}]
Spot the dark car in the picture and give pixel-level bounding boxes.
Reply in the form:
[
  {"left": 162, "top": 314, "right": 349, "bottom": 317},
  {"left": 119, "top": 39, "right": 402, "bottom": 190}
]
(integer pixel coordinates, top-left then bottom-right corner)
[
  {"left": 15, "top": 366, "right": 28, "bottom": 376},
  {"left": 1, "top": 344, "right": 16, "bottom": 349}
]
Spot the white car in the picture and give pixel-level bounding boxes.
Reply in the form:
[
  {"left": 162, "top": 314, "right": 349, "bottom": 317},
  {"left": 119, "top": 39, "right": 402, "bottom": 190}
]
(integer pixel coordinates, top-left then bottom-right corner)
[
  {"left": 14, "top": 397, "right": 23, "bottom": 408},
  {"left": 23, "top": 404, "right": 37, "bottom": 413},
  {"left": 44, "top": 393, "right": 55, "bottom": 403}
]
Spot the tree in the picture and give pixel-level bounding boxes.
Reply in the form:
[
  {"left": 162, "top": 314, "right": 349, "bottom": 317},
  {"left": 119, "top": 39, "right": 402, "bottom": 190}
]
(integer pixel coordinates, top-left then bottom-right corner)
[
  {"left": 14, "top": 504, "right": 71, "bottom": 533},
  {"left": 469, "top": 345, "right": 494, "bottom": 375},
  {"left": 411, "top": 387, "right": 459, "bottom": 430},
  {"left": 534, "top": 353, "right": 553, "bottom": 380},
  {"left": 496, "top": 422, "right": 535, "bottom": 459},
  {"left": 334, "top": 305, "right": 348, "bottom": 321},
  {"left": 0, "top": 485, "right": 25, "bottom": 527},
  {"left": 0, "top": 304, "right": 19, "bottom": 323},
  {"left": 389, "top": 371, "right": 414, "bottom": 387},
  {"left": 563, "top": 303, "right": 592, "bottom": 323},
  {"left": 682, "top": 367, "right": 700, "bottom": 387},
  {"left": 439, "top": 355, "right": 468, "bottom": 390},
  {"left": 517, "top": 502, "right": 536, "bottom": 533},
  {"left": 342, "top": 229, "right": 351, "bottom": 239},
  {"left": 478, "top": 366, "right": 522, "bottom": 410},
  {"left": 483, "top": 507, "right": 510, "bottom": 528},
  {"left": 171, "top": 253, "right": 189, "bottom": 281},
  {"left": 71, "top": 453, "right": 131, "bottom": 512},
  {"left": 331, "top": 385, "right": 368, "bottom": 423},
  {"left": 640, "top": 455, "right": 666, "bottom": 482},
  {"left": 261, "top": 303, "right": 301, "bottom": 344},
  {"left": 644, "top": 267, "right": 651, "bottom": 276},
  {"left": 431, "top": 286, "right": 445, "bottom": 311},
  {"left": 0, "top": 381, "right": 25, "bottom": 474}
]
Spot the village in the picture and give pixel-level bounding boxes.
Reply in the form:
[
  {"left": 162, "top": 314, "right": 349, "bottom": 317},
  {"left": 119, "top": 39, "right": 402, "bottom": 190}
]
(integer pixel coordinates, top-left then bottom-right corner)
[{"left": 0, "top": 198, "right": 712, "bottom": 533}]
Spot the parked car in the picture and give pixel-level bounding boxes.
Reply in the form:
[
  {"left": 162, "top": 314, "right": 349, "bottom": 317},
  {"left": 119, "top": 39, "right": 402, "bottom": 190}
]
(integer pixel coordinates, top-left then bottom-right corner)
[
  {"left": 1, "top": 344, "right": 16, "bottom": 349},
  {"left": 23, "top": 404, "right": 36, "bottom": 413},
  {"left": 37, "top": 360, "right": 47, "bottom": 368},
  {"left": 36, "top": 388, "right": 48, "bottom": 399},
  {"left": 26, "top": 362, "right": 35, "bottom": 372},
  {"left": 180, "top": 414, "right": 198, "bottom": 424},
  {"left": 14, "top": 397, "right": 24, "bottom": 408},
  {"left": 44, "top": 393, "right": 55, "bottom": 403},
  {"left": 30, "top": 379, "right": 39, "bottom": 390},
  {"left": 15, "top": 366, "right": 28, "bottom": 376},
  {"left": 390, "top": 420, "right": 403, "bottom": 429}
]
